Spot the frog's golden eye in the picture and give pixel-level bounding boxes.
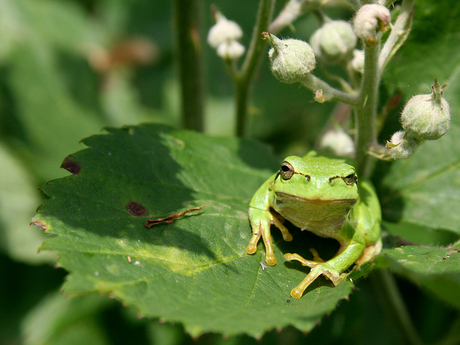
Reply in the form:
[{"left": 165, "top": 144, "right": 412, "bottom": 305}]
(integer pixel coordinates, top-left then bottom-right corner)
[
  {"left": 342, "top": 173, "right": 357, "bottom": 185},
  {"left": 280, "top": 161, "right": 295, "bottom": 180}
]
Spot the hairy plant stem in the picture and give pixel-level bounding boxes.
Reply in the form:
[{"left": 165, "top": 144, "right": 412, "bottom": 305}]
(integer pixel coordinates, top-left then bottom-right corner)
[
  {"left": 233, "top": 0, "right": 275, "bottom": 137},
  {"left": 357, "top": 13, "right": 422, "bottom": 343},
  {"left": 174, "top": 0, "right": 204, "bottom": 132},
  {"left": 371, "top": 270, "right": 423, "bottom": 345},
  {"left": 355, "top": 43, "right": 380, "bottom": 178}
]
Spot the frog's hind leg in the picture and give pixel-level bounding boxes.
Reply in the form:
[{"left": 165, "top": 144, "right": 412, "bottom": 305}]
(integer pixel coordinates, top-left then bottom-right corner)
[
  {"left": 284, "top": 253, "right": 348, "bottom": 298},
  {"left": 355, "top": 239, "right": 382, "bottom": 265}
]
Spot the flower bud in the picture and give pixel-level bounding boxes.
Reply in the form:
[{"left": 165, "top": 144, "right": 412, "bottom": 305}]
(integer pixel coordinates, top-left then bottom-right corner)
[
  {"left": 351, "top": 49, "right": 364, "bottom": 74},
  {"left": 207, "top": 12, "right": 243, "bottom": 48},
  {"left": 400, "top": 79, "right": 450, "bottom": 140},
  {"left": 263, "top": 32, "right": 316, "bottom": 84},
  {"left": 386, "top": 131, "right": 421, "bottom": 160},
  {"left": 319, "top": 126, "right": 355, "bottom": 157},
  {"left": 216, "top": 40, "right": 245, "bottom": 60},
  {"left": 310, "top": 20, "right": 357, "bottom": 64},
  {"left": 353, "top": 4, "right": 391, "bottom": 46}
]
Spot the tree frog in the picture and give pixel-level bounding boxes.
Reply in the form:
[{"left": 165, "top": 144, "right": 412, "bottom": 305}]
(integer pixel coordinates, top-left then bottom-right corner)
[{"left": 246, "top": 151, "right": 381, "bottom": 299}]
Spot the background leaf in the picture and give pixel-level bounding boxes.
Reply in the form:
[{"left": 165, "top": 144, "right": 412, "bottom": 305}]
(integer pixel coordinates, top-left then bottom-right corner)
[
  {"left": 379, "top": 124, "right": 460, "bottom": 234},
  {"left": 0, "top": 143, "right": 55, "bottom": 264},
  {"left": 383, "top": 244, "right": 460, "bottom": 309}
]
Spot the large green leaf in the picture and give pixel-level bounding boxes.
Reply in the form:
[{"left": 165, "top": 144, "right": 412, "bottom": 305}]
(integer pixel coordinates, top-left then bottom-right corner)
[
  {"left": 383, "top": 244, "right": 460, "bottom": 309},
  {"left": 32, "top": 124, "right": 354, "bottom": 338}
]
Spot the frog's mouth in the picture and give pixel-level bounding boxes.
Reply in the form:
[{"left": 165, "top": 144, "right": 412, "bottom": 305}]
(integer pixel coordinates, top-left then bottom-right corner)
[{"left": 275, "top": 192, "right": 356, "bottom": 204}]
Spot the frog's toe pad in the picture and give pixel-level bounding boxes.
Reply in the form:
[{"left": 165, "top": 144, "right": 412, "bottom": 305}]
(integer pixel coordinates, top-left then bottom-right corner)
[
  {"left": 246, "top": 244, "right": 257, "bottom": 255},
  {"left": 265, "top": 254, "right": 277, "bottom": 266},
  {"left": 283, "top": 233, "right": 293, "bottom": 242}
]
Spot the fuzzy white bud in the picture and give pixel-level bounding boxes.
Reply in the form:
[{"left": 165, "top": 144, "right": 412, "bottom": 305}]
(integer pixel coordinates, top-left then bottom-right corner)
[
  {"left": 353, "top": 4, "right": 391, "bottom": 46},
  {"left": 216, "top": 40, "right": 245, "bottom": 60},
  {"left": 319, "top": 127, "right": 355, "bottom": 157},
  {"left": 207, "top": 14, "right": 243, "bottom": 49},
  {"left": 310, "top": 20, "right": 357, "bottom": 64},
  {"left": 386, "top": 131, "right": 421, "bottom": 159},
  {"left": 400, "top": 79, "right": 450, "bottom": 140},
  {"left": 264, "top": 32, "right": 316, "bottom": 84}
]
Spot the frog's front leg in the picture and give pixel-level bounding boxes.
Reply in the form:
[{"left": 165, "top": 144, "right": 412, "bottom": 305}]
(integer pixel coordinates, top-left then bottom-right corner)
[{"left": 247, "top": 207, "right": 293, "bottom": 266}]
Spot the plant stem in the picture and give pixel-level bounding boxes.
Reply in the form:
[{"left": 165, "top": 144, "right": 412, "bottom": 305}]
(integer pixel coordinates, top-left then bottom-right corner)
[
  {"left": 355, "top": 43, "right": 380, "bottom": 178},
  {"left": 234, "top": 0, "right": 275, "bottom": 137},
  {"left": 174, "top": 0, "right": 204, "bottom": 132},
  {"left": 371, "top": 270, "right": 423, "bottom": 345}
]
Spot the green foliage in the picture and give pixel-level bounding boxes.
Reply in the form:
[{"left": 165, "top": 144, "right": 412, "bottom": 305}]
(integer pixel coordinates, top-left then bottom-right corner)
[
  {"left": 381, "top": 125, "right": 460, "bottom": 233},
  {"left": 33, "top": 124, "right": 354, "bottom": 338},
  {"left": 384, "top": 245, "right": 460, "bottom": 309},
  {"left": 1, "top": 0, "right": 460, "bottom": 344},
  {"left": 32, "top": 123, "right": 460, "bottom": 338}
]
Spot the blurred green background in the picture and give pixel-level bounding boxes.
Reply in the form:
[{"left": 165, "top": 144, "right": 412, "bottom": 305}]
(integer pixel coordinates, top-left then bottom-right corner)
[{"left": 1, "top": 0, "right": 459, "bottom": 344}]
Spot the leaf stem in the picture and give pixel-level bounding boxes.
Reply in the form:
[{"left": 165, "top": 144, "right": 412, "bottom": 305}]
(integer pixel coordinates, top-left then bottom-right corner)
[
  {"left": 302, "top": 74, "right": 359, "bottom": 105},
  {"left": 174, "top": 0, "right": 204, "bottom": 132},
  {"left": 233, "top": 0, "right": 275, "bottom": 137},
  {"left": 371, "top": 270, "right": 423, "bottom": 345}
]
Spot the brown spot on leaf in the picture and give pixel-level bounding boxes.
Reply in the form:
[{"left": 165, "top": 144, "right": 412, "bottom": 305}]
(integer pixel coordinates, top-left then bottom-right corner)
[
  {"left": 126, "top": 201, "right": 148, "bottom": 217},
  {"left": 30, "top": 221, "right": 48, "bottom": 230},
  {"left": 61, "top": 155, "right": 81, "bottom": 174}
]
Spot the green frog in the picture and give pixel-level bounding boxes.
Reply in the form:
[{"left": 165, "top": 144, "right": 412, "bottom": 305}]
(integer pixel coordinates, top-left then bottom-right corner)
[{"left": 246, "top": 151, "right": 381, "bottom": 298}]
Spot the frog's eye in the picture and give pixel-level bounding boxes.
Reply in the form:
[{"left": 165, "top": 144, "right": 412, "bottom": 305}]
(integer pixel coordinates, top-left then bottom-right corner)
[
  {"left": 280, "top": 161, "right": 295, "bottom": 180},
  {"left": 342, "top": 173, "right": 357, "bottom": 185}
]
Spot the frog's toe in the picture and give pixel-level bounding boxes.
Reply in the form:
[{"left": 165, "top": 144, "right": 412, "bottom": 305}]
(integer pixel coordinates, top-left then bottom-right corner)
[
  {"left": 265, "top": 253, "right": 277, "bottom": 266},
  {"left": 289, "top": 267, "right": 324, "bottom": 298},
  {"left": 283, "top": 233, "right": 293, "bottom": 242},
  {"left": 290, "top": 286, "right": 304, "bottom": 299},
  {"left": 288, "top": 264, "right": 344, "bottom": 298},
  {"left": 246, "top": 233, "right": 261, "bottom": 254},
  {"left": 284, "top": 253, "right": 320, "bottom": 268},
  {"left": 246, "top": 244, "right": 257, "bottom": 255}
]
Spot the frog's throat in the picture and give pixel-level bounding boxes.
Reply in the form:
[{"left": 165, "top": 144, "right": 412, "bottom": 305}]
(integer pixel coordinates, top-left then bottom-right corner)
[{"left": 273, "top": 192, "right": 356, "bottom": 236}]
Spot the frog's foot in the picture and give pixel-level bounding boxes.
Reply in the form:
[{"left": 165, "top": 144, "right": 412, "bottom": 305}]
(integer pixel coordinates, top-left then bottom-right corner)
[
  {"left": 284, "top": 253, "right": 348, "bottom": 299},
  {"left": 355, "top": 239, "right": 382, "bottom": 265}
]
